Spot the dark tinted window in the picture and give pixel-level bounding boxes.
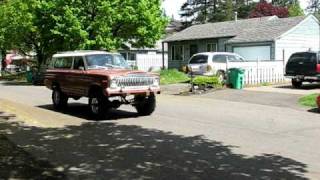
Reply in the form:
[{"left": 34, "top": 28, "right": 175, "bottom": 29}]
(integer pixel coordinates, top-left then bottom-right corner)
[
  {"left": 189, "top": 55, "right": 208, "bottom": 64},
  {"left": 289, "top": 53, "right": 317, "bottom": 63},
  {"left": 73, "top": 56, "right": 85, "bottom": 70},
  {"left": 212, "top": 55, "right": 227, "bottom": 63},
  {"left": 54, "top": 57, "right": 73, "bottom": 69}
]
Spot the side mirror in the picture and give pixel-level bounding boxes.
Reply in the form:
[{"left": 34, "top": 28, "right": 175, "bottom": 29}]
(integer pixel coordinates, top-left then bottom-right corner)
[{"left": 79, "top": 66, "right": 85, "bottom": 71}]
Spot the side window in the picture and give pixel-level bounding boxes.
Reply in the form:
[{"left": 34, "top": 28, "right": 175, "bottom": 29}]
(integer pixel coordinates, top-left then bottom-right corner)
[
  {"left": 227, "top": 55, "right": 237, "bottom": 62},
  {"left": 227, "top": 55, "right": 244, "bottom": 62},
  {"left": 73, "top": 56, "right": 85, "bottom": 70},
  {"left": 54, "top": 57, "right": 73, "bottom": 69},
  {"left": 212, "top": 55, "right": 227, "bottom": 63},
  {"left": 189, "top": 55, "right": 208, "bottom": 64}
]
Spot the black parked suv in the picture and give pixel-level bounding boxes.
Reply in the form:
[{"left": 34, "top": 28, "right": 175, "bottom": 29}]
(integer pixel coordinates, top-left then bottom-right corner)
[{"left": 285, "top": 52, "right": 320, "bottom": 88}]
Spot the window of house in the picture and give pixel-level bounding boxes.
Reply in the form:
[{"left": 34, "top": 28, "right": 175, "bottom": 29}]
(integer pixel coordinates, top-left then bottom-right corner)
[
  {"left": 171, "top": 45, "right": 184, "bottom": 61},
  {"left": 54, "top": 57, "right": 73, "bottom": 69},
  {"left": 120, "top": 53, "right": 128, "bottom": 60},
  {"left": 128, "top": 53, "right": 136, "bottom": 61},
  {"left": 190, "top": 44, "right": 198, "bottom": 56},
  {"left": 207, "top": 43, "right": 217, "bottom": 52}
]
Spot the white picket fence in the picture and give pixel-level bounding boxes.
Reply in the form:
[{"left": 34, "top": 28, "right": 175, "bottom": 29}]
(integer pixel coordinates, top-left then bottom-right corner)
[
  {"left": 129, "top": 55, "right": 287, "bottom": 85},
  {"left": 128, "top": 54, "right": 168, "bottom": 72},
  {"left": 227, "top": 60, "right": 287, "bottom": 85}
]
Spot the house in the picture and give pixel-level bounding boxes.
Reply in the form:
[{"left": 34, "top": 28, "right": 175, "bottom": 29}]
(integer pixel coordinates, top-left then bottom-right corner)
[
  {"left": 163, "top": 15, "right": 320, "bottom": 69},
  {"left": 119, "top": 19, "right": 183, "bottom": 64}
]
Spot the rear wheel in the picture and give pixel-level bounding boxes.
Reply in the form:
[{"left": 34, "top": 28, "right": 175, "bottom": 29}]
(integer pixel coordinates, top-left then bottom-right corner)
[
  {"left": 89, "top": 91, "right": 108, "bottom": 119},
  {"left": 292, "top": 79, "right": 303, "bottom": 89},
  {"left": 217, "top": 71, "right": 226, "bottom": 85},
  {"left": 134, "top": 94, "right": 156, "bottom": 116},
  {"left": 52, "top": 88, "right": 68, "bottom": 110}
]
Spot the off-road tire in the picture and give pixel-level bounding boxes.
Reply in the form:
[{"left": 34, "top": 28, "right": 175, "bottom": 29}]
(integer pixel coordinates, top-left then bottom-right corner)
[
  {"left": 88, "top": 91, "right": 108, "bottom": 119},
  {"left": 52, "top": 88, "right": 68, "bottom": 110},
  {"left": 292, "top": 79, "right": 302, "bottom": 89},
  {"left": 134, "top": 94, "right": 156, "bottom": 116}
]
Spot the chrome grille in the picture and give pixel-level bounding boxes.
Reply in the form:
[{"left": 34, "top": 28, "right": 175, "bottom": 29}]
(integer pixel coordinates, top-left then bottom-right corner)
[{"left": 115, "top": 76, "right": 154, "bottom": 87}]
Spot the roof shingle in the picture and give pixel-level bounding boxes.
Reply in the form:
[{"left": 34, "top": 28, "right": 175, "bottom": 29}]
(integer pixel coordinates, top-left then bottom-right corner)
[{"left": 164, "top": 16, "right": 306, "bottom": 43}]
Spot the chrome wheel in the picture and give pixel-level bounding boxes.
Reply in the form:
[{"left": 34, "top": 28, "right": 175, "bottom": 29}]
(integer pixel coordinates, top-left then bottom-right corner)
[
  {"left": 53, "top": 90, "right": 60, "bottom": 105},
  {"left": 90, "top": 98, "right": 100, "bottom": 115}
]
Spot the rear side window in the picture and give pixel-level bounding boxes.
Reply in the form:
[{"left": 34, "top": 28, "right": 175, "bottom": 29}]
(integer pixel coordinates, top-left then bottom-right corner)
[
  {"left": 289, "top": 53, "right": 317, "bottom": 63},
  {"left": 189, "top": 55, "right": 208, "bottom": 64},
  {"left": 212, "top": 55, "right": 227, "bottom": 63},
  {"left": 54, "top": 57, "right": 73, "bottom": 69},
  {"left": 73, "top": 56, "right": 85, "bottom": 70}
]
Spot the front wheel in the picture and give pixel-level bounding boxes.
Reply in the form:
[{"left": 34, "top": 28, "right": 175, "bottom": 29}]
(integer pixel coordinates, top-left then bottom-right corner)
[
  {"left": 292, "top": 79, "right": 302, "bottom": 89},
  {"left": 52, "top": 88, "right": 68, "bottom": 110},
  {"left": 89, "top": 92, "right": 108, "bottom": 119},
  {"left": 134, "top": 94, "right": 156, "bottom": 116}
]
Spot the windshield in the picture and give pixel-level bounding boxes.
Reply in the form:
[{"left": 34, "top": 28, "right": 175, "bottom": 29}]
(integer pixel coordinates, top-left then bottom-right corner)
[{"left": 86, "top": 54, "right": 129, "bottom": 69}]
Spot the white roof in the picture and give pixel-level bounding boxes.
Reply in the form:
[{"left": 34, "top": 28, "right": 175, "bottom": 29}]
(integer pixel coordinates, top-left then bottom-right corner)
[{"left": 52, "top": 50, "right": 120, "bottom": 58}]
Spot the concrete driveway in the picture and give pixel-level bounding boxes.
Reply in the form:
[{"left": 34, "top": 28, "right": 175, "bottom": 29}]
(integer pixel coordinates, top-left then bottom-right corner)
[
  {"left": 245, "top": 83, "right": 320, "bottom": 96},
  {"left": 0, "top": 82, "right": 319, "bottom": 179}
]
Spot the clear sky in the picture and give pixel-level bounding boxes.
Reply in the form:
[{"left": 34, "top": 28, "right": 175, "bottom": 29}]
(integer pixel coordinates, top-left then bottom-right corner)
[{"left": 162, "top": 0, "right": 310, "bottom": 20}]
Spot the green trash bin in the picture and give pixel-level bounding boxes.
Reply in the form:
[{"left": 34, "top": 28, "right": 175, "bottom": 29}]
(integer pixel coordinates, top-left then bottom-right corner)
[
  {"left": 26, "top": 70, "right": 33, "bottom": 83},
  {"left": 228, "top": 68, "right": 245, "bottom": 89}
]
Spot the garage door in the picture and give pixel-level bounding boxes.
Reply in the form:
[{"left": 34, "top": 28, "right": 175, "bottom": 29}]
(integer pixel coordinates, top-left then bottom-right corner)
[{"left": 233, "top": 46, "right": 271, "bottom": 61}]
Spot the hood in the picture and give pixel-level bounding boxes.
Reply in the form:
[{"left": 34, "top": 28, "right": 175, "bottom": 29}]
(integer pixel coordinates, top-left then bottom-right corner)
[{"left": 86, "top": 69, "right": 159, "bottom": 79}]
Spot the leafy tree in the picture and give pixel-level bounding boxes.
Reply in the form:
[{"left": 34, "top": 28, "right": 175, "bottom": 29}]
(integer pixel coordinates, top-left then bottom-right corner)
[
  {"left": 225, "top": 0, "right": 234, "bottom": 21},
  {"left": 307, "top": 0, "right": 320, "bottom": 19},
  {"left": 249, "top": 0, "right": 289, "bottom": 18},
  {"left": 0, "top": 0, "right": 167, "bottom": 65},
  {"left": 288, "top": 2, "right": 304, "bottom": 17}
]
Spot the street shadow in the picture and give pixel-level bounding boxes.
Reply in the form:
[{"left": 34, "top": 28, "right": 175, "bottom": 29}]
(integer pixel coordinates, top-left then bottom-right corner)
[
  {"left": 0, "top": 119, "right": 309, "bottom": 180},
  {"left": 0, "top": 135, "right": 66, "bottom": 179},
  {"left": 38, "top": 103, "right": 139, "bottom": 121},
  {"left": 275, "top": 83, "right": 320, "bottom": 90}
]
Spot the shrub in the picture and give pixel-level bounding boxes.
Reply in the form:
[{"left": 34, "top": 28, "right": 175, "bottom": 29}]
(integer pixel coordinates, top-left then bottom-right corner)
[
  {"left": 192, "top": 76, "right": 222, "bottom": 88},
  {"left": 160, "top": 69, "right": 190, "bottom": 85}
]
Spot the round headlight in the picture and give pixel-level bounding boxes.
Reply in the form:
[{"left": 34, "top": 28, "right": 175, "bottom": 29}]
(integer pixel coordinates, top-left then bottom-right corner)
[
  {"left": 153, "top": 78, "right": 160, "bottom": 86},
  {"left": 110, "top": 79, "right": 118, "bottom": 89}
]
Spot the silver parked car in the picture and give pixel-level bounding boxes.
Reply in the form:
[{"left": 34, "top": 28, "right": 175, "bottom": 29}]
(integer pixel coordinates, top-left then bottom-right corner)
[{"left": 187, "top": 52, "right": 245, "bottom": 80}]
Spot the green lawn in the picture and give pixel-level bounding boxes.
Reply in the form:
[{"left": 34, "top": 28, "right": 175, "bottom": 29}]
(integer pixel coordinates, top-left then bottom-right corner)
[
  {"left": 0, "top": 72, "right": 27, "bottom": 82},
  {"left": 160, "top": 69, "right": 190, "bottom": 85},
  {"left": 299, "top": 94, "right": 320, "bottom": 108}
]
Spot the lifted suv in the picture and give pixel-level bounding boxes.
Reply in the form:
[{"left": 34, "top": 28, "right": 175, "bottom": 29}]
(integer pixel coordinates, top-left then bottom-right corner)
[{"left": 45, "top": 51, "right": 160, "bottom": 118}]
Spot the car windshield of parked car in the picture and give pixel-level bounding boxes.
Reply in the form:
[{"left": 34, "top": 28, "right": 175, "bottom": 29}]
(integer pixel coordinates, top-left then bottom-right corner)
[
  {"left": 86, "top": 54, "right": 129, "bottom": 69},
  {"left": 189, "top": 55, "right": 208, "bottom": 64}
]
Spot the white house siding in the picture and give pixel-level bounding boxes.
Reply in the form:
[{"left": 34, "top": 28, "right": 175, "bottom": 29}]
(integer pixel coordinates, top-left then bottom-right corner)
[{"left": 275, "top": 16, "right": 320, "bottom": 64}]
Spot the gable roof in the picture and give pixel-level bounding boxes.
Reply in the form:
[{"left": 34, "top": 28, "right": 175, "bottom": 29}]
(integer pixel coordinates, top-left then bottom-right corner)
[{"left": 164, "top": 16, "right": 308, "bottom": 44}]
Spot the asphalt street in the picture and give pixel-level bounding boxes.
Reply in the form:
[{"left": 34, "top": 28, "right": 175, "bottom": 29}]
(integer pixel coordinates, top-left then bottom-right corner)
[{"left": 0, "top": 82, "right": 319, "bottom": 179}]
